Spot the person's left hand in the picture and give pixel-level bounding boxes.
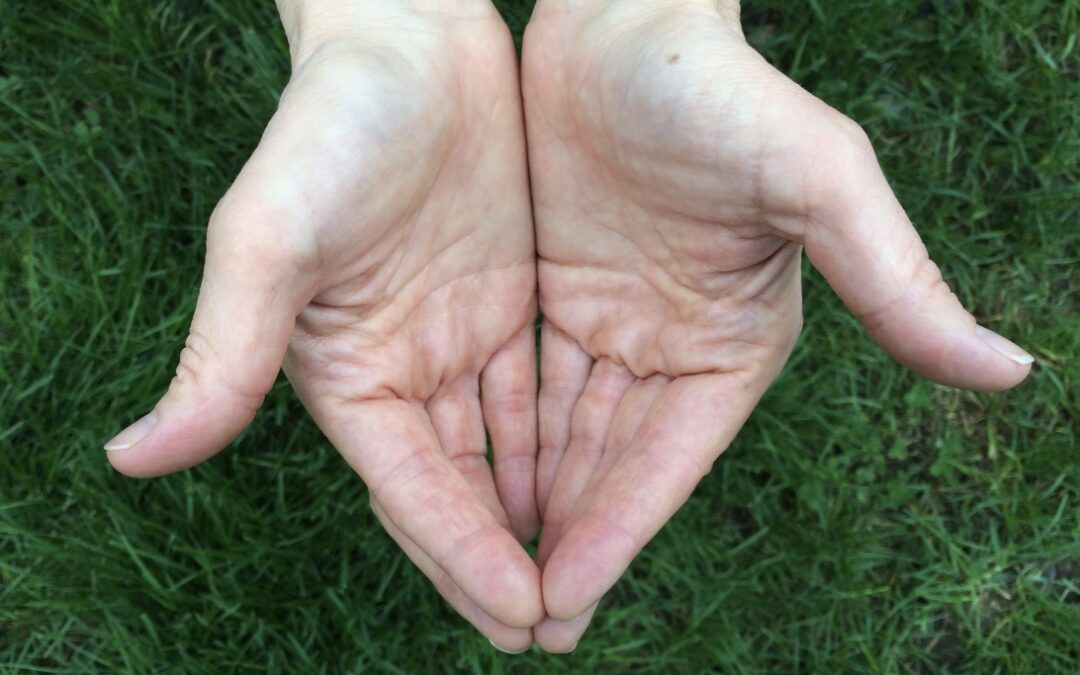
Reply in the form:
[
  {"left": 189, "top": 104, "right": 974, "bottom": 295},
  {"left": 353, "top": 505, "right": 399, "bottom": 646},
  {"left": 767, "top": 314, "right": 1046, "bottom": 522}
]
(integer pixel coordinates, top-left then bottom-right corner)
[{"left": 521, "top": 0, "right": 1033, "bottom": 652}]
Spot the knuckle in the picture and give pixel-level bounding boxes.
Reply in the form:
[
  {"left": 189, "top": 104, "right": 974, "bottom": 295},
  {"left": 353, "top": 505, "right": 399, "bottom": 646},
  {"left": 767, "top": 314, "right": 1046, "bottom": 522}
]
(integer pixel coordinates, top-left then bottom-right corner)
[
  {"left": 170, "top": 328, "right": 270, "bottom": 407},
  {"left": 491, "top": 388, "right": 533, "bottom": 417},
  {"left": 804, "top": 113, "right": 881, "bottom": 222},
  {"left": 172, "top": 331, "right": 213, "bottom": 391},
  {"left": 836, "top": 115, "right": 874, "bottom": 154},
  {"left": 823, "top": 114, "right": 876, "bottom": 174},
  {"left": 819, "top": 110, "right": 876, "bottom": 164},
  {"left": 206, "top": 193, "right": 314, "bottom": 274},
  {"left": 856, "top": 253, "right": 948, "bottom": 335},
  {"left": 495, "top": 453, "right": 537, "bottom": 473},
  {"left": 370, "top": 453, "right": 434, "bottom": 509}
]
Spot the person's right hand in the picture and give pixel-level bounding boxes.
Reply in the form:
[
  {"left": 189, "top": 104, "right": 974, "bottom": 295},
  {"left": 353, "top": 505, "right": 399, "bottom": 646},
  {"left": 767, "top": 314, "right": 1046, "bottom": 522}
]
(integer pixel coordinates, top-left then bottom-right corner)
[
  {"left": 105, "top": 0, "right": 543, "bottom": 651},
  {"left": 522, "top": 0, "right": 1034, "bottom": 652}
]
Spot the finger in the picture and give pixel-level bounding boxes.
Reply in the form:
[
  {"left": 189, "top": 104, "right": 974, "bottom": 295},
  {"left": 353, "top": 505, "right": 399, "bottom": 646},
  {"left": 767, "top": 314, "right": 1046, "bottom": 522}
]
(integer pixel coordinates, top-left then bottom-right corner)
[
  {"left": 534, "top": 602, "right": 598, "bottom": 654},
  {"left": 536, "top": 321, "right": 594, "bottom": 516},
  {"left": 537, "top": 373, "right": 668, "bottom": 567},
  {"left": 370, "top": 496, "right": 534, "bottom": 652},
  {"left": 592, "top": 373, "right": 671, "bottom": 476},
  {"left": 106, "top": 202, "right": 312, "bottom": 477},
  {"left": 329, "top": 400, "right": 544, "bottom": 628},
  {"left": 481, "top": 324, "right": 541, "bottom": 542},
  {"left": 541, "top": 373, "right": 761, "bottom": 621},
  {"left": 802, "top": 115, "right": 1033, "bottom": 392},
  {"left": 535, "top": 375, "right": 669, "bottom": 647},
  {"left": 536, "top": 358, "right": 635, "bottom": 569},
  {"left": 426, "top": 379, "right": 513, "bottom": 529}
]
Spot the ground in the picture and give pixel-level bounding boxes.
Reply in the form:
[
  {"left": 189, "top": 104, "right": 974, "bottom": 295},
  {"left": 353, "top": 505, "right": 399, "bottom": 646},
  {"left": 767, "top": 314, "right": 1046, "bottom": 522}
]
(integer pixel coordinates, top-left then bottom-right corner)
[{"left": 1, "top": 0, "right": 1077, "bottom": 672}]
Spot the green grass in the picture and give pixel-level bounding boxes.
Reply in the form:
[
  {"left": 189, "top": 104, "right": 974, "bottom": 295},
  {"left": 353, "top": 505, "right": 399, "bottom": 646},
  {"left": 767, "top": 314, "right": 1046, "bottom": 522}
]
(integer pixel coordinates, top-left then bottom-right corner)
[{"left": 2, "top": 0, "right": 1077, "bottom": 671}]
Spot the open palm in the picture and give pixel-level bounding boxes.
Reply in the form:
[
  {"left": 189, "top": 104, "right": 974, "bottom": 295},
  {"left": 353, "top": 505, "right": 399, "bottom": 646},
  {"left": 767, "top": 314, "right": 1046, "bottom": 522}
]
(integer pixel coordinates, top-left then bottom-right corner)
[
  {"left": 107, "top": 6, "right": 542, "bottom": 651},
  {"left": 522, "top": 0, "right": 1032, "bottom": 650}
]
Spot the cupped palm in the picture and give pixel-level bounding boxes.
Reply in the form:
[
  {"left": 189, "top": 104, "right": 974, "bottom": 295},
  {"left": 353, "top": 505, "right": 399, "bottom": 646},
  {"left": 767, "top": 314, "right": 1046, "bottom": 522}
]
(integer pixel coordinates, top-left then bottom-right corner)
[
  {"left": 522, "top": 0, "right": 1030, "bottom": 651},
  {"left": 108, "top": 9, "right": 542, "bottom": 650}
]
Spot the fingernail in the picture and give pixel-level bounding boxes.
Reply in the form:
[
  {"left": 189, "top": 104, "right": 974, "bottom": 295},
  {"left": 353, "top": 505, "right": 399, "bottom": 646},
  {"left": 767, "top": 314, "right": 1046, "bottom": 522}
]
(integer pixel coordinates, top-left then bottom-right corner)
[
  {"left": 488, "top": 638, "right": 529, "bottom": 655},
  {"left": 976, "top": 326, "right": 1034, "bottom": 365},
  {"left": 104, "top": 410, "right": 157, "bottom": 451}
]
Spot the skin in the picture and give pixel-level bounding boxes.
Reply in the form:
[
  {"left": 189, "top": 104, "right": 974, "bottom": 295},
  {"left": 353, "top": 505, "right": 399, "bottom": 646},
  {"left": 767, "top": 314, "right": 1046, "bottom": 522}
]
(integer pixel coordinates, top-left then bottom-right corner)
[
  {"left": 106, "top": 0, "right": 543, "bottom": 652},
  {"left": 522, "top": 0, "right": 1032, "bottom": 652},
  {"left": 105, "top": 0, "right": 1034, "bottom": 655}
]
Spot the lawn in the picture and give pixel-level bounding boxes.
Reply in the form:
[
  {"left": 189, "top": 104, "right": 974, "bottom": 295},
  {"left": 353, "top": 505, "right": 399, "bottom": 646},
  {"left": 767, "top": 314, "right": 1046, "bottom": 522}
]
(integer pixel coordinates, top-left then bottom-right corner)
[{"left": 1, "top": 0, "right": 1077, "bottom": 672}]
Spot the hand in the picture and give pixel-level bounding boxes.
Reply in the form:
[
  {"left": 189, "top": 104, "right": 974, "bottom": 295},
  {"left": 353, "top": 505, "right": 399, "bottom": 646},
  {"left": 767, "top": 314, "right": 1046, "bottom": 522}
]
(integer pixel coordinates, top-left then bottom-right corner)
[
  {"left": 106, "top": 0, "right": 543, "bottom": 650},
  {"left": 522, "top": 0, "right": 1033, "bottom": 651}
]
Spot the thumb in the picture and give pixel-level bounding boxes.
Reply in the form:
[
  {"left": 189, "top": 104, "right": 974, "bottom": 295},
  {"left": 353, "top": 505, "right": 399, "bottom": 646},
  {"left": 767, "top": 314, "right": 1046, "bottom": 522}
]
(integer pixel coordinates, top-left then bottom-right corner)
[
  {"left": 801, "top": 119, "right": 1033, "bottom": 392},
  {"left": 106, "top": 203, "right": 312, "bottom": 477}
]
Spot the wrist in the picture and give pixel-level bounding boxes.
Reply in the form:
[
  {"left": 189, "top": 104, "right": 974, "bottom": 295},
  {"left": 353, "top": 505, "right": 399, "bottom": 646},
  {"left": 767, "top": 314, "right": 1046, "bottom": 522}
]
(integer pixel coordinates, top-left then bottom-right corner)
[
  {"left": 532, "top": 0, "right": 737, "bottom": 11},
  {"left": 531, "top": 0, "right": 741, "bottom": 33},
  {"left": 276, "top": 0, "right": 501, "bottom": 66}
]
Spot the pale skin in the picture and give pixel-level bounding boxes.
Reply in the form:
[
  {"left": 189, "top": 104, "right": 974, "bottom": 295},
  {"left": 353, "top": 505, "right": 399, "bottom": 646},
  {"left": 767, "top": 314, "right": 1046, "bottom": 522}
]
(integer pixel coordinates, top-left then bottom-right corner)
[
  {"left": 106, "top": 0, "right": 1033, "bottom": 654},
  {"left": 106, "top": 0, "right": 545, "bottom": 651}
]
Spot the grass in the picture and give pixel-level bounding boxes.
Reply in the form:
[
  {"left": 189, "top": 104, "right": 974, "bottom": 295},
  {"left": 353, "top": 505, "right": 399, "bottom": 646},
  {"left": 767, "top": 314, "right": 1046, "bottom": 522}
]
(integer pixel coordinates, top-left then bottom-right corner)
[{"left": 1, "top": 0, "right": 1077, "bottom": 671}]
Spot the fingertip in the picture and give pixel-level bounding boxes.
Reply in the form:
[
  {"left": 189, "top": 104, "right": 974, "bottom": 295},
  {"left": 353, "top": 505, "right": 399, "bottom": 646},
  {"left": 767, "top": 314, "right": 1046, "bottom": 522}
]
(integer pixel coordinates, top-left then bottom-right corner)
[
  {"left": 104, "top": 410, "right": 164, "bottom": 477},
  {"left": 370, "top": 495, "right": 536, "bottom": 649},
  {"left": 541, "top": 557, "right": 590, "bottom": 622},
  {"left": 466, "top": 528, "right": 545, "bottom": 628},
  {"left": 893, "top": 323, "right": 1035, "bottom": 392},
  {"left": 105, "top": 450, "right": 160, "bottom": 479},
  {"left": 105, "top": 410, "right": 181, "bottom": 478},
  {"left": 539, "top": 510, "right": 641, "bottom": 622},
  {"left": 510, "top": 517, "right": 540, "bottom": 546},
  {"left": 488, "top": 637, "right": 532, "bottom": 655},
  {"left": 104, "top": 423, "right": 211, "bottom": 478},
  {"left": 541, "top": 581, "right": 580, "bottom": 623},
  {"left": 103, "top": 410, "right": 157, "bottom": 452},
  {"left": 534, "top": 604, "right": 596, "bottom": 653},
  {"left": 849, "top": 276, "right": 1035, "bottom": 392},
  {"left": 973, "top": 325, "right": 1035, "bottom": 388},
  {"left": 495, "top": 557, "right": 545, "bottom": 628},
  {"left": 104, "top": 394, "right": 255, "bottom": 478}
]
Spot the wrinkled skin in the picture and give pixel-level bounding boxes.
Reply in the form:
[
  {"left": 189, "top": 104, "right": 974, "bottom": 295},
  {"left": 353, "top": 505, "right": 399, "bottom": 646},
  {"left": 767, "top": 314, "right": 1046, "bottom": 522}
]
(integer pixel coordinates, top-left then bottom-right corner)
[
  {"left": 107, "top": 4, "right": 544, "bottom": 651},
  {"left": 106, "top": 0, "right": 1033, "bottom": 654},
  {"left": 523, "top": 0, "right": 1031, "bottom": 651}
]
